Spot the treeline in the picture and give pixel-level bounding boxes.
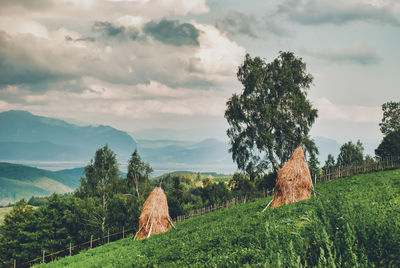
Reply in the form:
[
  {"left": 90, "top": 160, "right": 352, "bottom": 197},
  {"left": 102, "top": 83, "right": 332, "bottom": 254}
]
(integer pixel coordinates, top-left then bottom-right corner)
[{"left": 0, "top": 145, "right": 274, "bottom": 267}]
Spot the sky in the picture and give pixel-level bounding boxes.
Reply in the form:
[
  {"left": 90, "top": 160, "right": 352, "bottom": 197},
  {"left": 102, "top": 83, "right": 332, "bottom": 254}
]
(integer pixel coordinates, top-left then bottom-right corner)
[{"left": 0, "top": 0, "right": 399, "bottom": 145}]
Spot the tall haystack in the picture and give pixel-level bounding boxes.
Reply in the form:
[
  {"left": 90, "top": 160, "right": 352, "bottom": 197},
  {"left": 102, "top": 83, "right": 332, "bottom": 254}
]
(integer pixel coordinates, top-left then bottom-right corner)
[
  {"left": 271, "top": 146, "right": 312, "bottom": 208},
  {"left": 135, "top": 187, "right": 174, "bottom": 240}
]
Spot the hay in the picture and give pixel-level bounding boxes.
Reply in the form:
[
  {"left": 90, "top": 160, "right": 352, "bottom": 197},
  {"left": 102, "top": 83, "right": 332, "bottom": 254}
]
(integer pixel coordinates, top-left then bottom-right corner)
[
  {"left": 135, "top": 187, "right": 174, "bottom": 240},
  {"left": 271, "top": 146, "right": 312, "bottom": 208}
]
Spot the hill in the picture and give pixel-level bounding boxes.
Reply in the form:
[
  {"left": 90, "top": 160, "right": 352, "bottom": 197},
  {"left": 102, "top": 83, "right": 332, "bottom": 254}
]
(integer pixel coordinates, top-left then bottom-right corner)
[
  {"left": 40, "top": 169, "right": 400, "bottom": 267},
  {"left": 0, "top": 162, "right": 81, "bottom": 205},
  {"left": 0, "top": 110, "right": 136, "bottom": 161}
]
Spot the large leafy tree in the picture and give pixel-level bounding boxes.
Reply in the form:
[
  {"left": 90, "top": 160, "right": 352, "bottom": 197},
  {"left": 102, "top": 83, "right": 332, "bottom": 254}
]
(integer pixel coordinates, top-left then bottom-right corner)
[
  {"left": 76, "top": 145, "right": 121, "bottom": 233},
  {"left": 225, "top": 52, "right": 318, "bottom": 175},
  {"left": 336, "top": 140, "right": 364, "bottom": 166},
  {"left": 379, "top": 101, "right": 400, "bottom": 136},
  {"left": 127, "top": 148, "right": 153, "bottom": 199}
]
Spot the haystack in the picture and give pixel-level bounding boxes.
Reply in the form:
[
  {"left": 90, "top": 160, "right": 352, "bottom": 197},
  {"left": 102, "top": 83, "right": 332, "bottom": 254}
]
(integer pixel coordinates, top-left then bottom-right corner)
[
  {"left": 135, "top": 187, "right": 175, "bottom": 240},
  {"left": 271, "top": 146, "right": 312, "bottom": 208}
]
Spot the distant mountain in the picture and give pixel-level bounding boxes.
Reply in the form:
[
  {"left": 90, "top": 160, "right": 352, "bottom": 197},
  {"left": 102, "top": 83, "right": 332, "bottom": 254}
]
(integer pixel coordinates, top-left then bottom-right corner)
[
  {"left": 137, "top": 138, "right": 233, "bottom": 165},
  {"left": 131, "top": 128, "right": 228, "bottom": 142},
  {"left": 313, "top": 136, "right": 341, "bottom": 163},
  {"left": 0, "top": 162, "right": 81, "bottom": 205},
  {"left": 0, "top": 110, "right": 136, "bottom": 161}
]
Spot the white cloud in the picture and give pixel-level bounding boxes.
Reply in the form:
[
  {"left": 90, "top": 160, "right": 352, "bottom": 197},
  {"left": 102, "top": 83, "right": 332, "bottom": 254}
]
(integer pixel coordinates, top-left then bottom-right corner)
[
  {"left": 316, "top": 98, "right": 382, "bottom": 123},
  {"left": 190, "top": 23, "right": 246, "bottom": 82}
]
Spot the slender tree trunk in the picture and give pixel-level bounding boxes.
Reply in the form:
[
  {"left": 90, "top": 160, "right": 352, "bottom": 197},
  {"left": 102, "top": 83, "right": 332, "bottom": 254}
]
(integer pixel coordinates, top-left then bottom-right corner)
[
  {"left": 134, "top": 177, "right": 140, "bottom": 199},
  {"left": 268, "top": 147, "right": 281, "bottom": 173},
  {"left": 102, "top": 193, "right": 106, "bottom": 233}
]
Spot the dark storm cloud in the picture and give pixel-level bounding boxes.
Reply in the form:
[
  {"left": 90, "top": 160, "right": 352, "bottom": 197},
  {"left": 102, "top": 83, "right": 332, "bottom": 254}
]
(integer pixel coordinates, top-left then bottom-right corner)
[
  {"left": 278, "top": 0, "right": 400, "bottom": 27},
  {"left": 143, "top": 19, "right": 199, "bottom": 46},
  {"left": 93, "top": 21, "right": 139, "bottom": 41}
]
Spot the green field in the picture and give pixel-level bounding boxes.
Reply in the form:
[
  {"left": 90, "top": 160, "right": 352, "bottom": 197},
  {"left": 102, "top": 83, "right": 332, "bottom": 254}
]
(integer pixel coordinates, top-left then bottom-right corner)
[{"left": 39, "top": 169, "right": 400, "bottom": 267}]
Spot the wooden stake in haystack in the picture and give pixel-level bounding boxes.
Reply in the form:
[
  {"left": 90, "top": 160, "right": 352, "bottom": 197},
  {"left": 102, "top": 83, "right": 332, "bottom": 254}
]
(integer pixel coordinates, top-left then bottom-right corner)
[
  {"left": 134, "top": 187, "right": 175, "bottom": 240},
  {"left": 270, "top": 146, "right": 312, "bottom": 208}
]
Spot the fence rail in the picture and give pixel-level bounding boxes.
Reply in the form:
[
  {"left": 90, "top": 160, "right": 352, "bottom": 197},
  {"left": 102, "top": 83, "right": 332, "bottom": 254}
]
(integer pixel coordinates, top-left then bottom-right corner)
[{"left": 12, "top": 156, "right": 400, "bottom": 267}]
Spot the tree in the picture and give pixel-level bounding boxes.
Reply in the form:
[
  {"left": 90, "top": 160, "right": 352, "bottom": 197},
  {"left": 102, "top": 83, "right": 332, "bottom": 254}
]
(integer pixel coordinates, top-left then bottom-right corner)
[
  {"left": 375, "top": 129, "right": 400, "bottom": 159},
  {"left": 336, "top": 140, "right": 364, "bottom": 166},
  {"left": 307, "top": 152, "right": 320, "bottom": 180},
  {"left": 379, "top": 101, "right": 400, "bottom": 136},
  {"left": 323, "top": 154, "right": 336, "bottom": 172},
  {"left": 229, "top": 173, "right": 255, "bottom": 201},
  {"left": 0, "top": 199, "right": 36, "bottom": 266},
  {"left": 127, "top": 148, "right": 153, "bottom": 199},
  {"left": 225, "top": 52, "right": 318, "bottom": 176},
  {"left": 76, "top": 145, "right": 121, "bottom": 233}
]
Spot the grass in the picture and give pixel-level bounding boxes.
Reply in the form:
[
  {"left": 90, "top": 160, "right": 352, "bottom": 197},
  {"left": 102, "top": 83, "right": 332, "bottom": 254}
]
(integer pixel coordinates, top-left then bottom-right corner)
[{"left": 39, "top": 169, "right": 400, "bottom": 267}]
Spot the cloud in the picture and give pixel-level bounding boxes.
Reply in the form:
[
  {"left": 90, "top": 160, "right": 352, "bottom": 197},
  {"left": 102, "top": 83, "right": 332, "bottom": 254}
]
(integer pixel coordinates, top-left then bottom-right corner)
[
  {"left": 0, "top": 0, "right": 209, "bottom": 19},
  {"left": 0, "top": 79, "right": 228, "bottom": 119},
  {"left": 316, "top": 97, "right": 382, "bottom": 123},
  {"left": 214, "top": 10, "right": 291, "bottom": 38},
  {"left": 215, "top": 10, "right": 259, "bottom": 38},
  {"left": 277, "top": 0, "right": 400, "bottom": 27},
  {"left": 93, "top": 21, "right": 139, "bottom": 41},
  {"left": 0, "top": 19, "right": 245, "bottom": 90},
  {"left": 303, "top": 42, "right": 381, "bottom": 65},
  {"left": 144, "top": 19, "right": 199, "bottom": 46}
]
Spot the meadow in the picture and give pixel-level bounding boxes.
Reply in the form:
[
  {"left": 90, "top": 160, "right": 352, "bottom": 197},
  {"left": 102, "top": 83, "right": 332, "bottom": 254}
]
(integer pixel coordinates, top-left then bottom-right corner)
[{"left": 37, "top": 168, "right": 400, "bottom": 267}]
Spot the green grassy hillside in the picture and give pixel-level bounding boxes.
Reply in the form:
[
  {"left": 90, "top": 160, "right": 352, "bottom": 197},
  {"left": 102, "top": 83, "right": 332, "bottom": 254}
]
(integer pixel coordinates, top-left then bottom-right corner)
[
  {"left": 0, "top": 163, "right": 79, "bottom": 205},
  {"left": 40, "top": 169, "right": 400, "bottom": 267}
]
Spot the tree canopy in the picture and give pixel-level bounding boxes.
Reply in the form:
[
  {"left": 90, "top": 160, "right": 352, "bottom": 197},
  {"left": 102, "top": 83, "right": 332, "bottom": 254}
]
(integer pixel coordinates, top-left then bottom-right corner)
[
  {"left": 375, "top": 129, "right": 400, "bottom": 159},
  {"left": 225, "top": 52, "right": 318, "bottom": 175},
  {"left": 337, "top": 140, "right": 364, "bottom": 166},
  {"left": 127, "top": 148, "right": 153, "bottom": 199},
  {"left": 379, "top": 101, "right": 400, "bottom": 136}
]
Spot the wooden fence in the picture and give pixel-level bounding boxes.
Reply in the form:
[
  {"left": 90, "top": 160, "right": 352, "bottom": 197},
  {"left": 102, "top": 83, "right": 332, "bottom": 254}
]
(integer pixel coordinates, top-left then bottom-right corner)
[
  {"left": 315, "top": 156, "right": 400, "bottom": 184},
  {"left": 12, "top": 156, "right": 400, "bottom": 267}
]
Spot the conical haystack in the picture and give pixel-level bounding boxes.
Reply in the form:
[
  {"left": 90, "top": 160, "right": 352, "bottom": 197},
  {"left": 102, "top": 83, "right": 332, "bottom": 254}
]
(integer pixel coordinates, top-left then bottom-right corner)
[
  {"left": 271, "top": 146, "right": 312, "bottom": 208},
  {"left": 136, "top": 187, "right": 174, "bottom": 239}
]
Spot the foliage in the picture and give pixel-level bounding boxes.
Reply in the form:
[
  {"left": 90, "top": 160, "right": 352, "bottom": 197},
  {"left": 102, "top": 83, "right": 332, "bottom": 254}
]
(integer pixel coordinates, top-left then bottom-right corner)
[
  {"left": 323, "top": 154, "right": 336, "bottom": 172},
  {"left": 337, "top": 140, "right": 364, "bottom": 166},
  {"left": 255, "top": 172, "right": 276, "bottom": 191},
  {"left": 127, "top": 149, "right": 153, "bottom": 199},
  {"left": 229, "top": 173, "right": 255, "bottom": 200},
  {"left": 40, "top": 169, "right": 400, "bottom": 267},
  {"left": 225, "top": 52, "right": 318, "bottom": 176},
  {"left": 307, "top": 151, "right": 320, "bottom": 179},
  {"left": 375, "top": 129, "right": 400, "bottom": 159},
  {"left": 379, "top": 101, "right": 400, "bottom": 136},
  {"left": 75, "top": 145, "right": 122, "bottom": 233}
]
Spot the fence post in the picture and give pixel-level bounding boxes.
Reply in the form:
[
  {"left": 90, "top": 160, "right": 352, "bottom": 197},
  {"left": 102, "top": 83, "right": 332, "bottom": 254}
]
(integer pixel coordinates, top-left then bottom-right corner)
[
  {"left": 42, "top": 251, "right": 45, "bottom": 264},
  {"left": 69, "top": 242, "right": 72, "bottom": 256},
  {"left": 123, "top": 227, "right": 125, "bottom": 239},
  {"left": 14, "top": 259, "right": 16, "bottom": 268},
  {"left": 107, "top": 230, "right": 110, "bottom": 243},
  {"left": 90, "top": 235, "right": 93, "bottom": 249}
]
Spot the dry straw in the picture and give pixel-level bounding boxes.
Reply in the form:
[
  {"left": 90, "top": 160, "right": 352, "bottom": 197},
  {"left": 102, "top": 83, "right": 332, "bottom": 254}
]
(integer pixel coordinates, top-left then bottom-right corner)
[
  {"left": 271, "top": 146, "right": 312, "bottom": 208},
  {"left": 135, "top": 187, "right": 175, "bottom": 240}
]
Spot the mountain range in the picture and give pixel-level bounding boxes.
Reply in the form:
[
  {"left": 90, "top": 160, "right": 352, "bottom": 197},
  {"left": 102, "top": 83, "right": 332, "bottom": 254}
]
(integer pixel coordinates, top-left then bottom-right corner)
[{"left": 0, "top": 110, "right": 136, "bottom": 162}]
